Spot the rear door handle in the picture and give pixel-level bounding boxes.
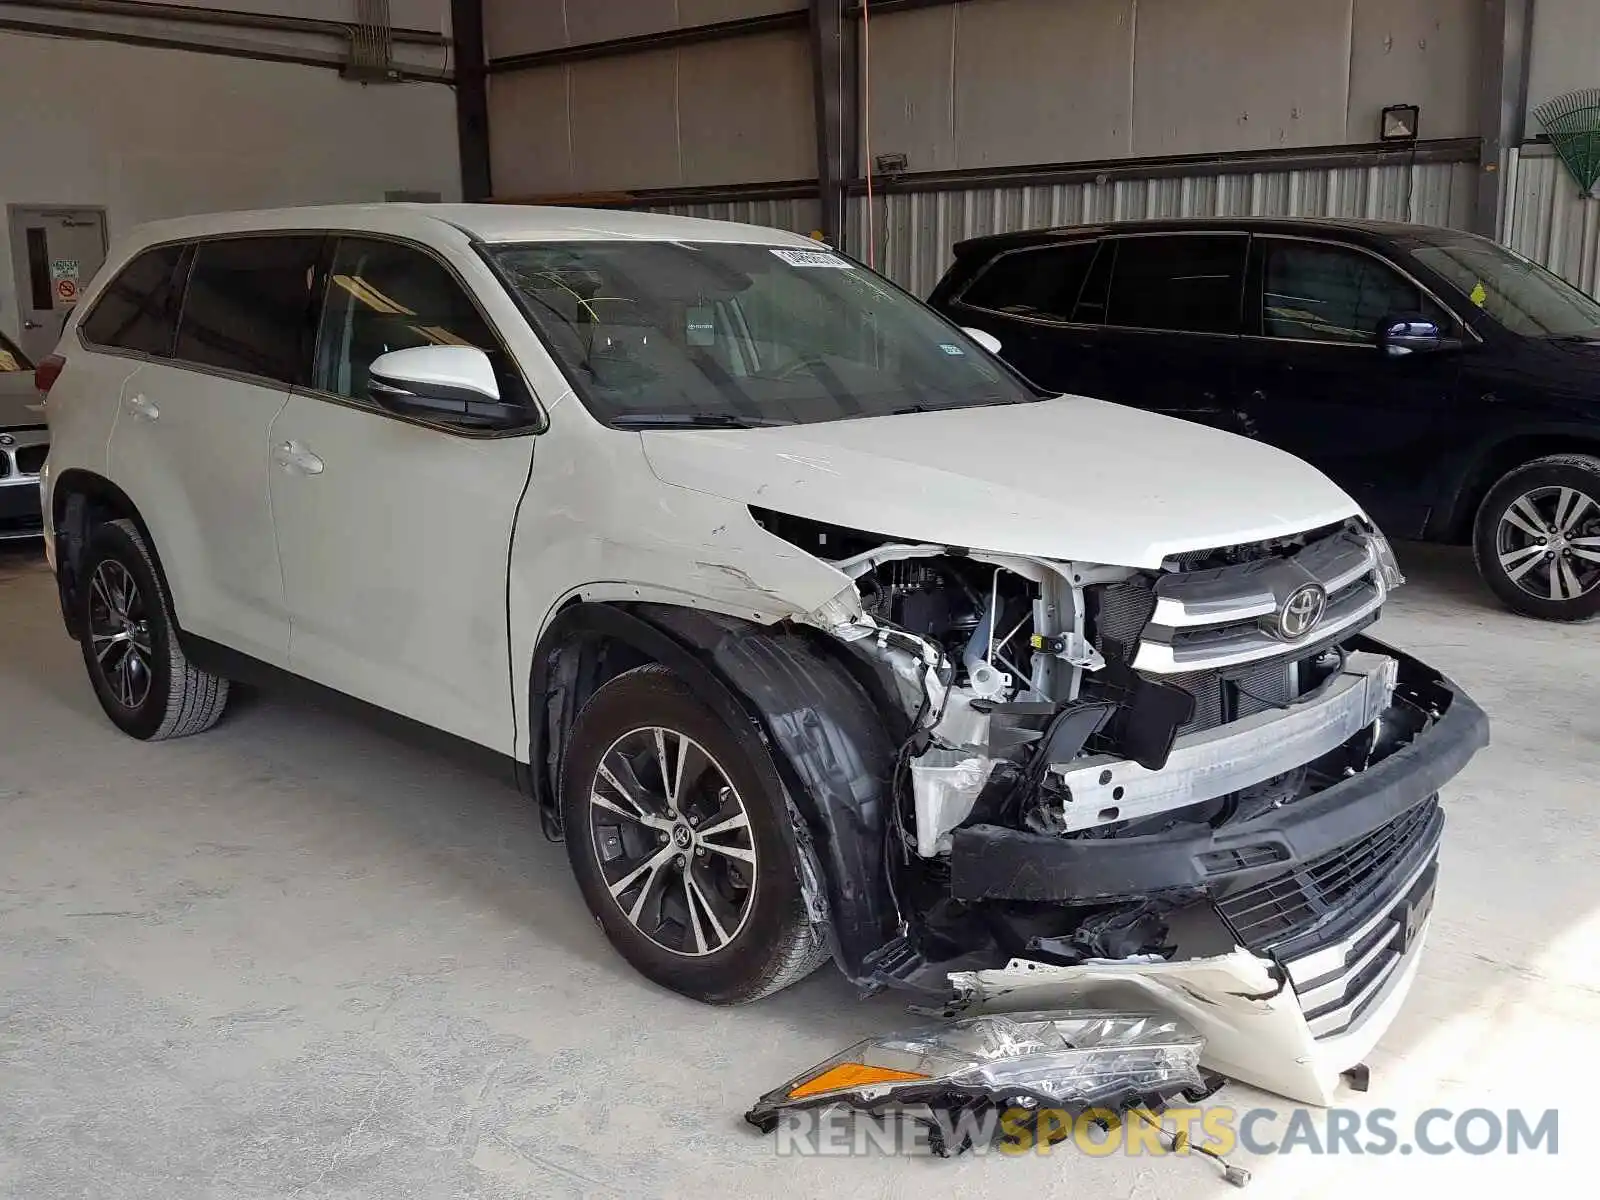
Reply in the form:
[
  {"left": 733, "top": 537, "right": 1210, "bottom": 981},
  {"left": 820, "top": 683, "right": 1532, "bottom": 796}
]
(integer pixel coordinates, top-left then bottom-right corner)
[
  {"left": 272, "top": 440, "right": 324, "bottom": 476},
  {"left": 126, "top": 393, "right": 159, "bottom": 421}
]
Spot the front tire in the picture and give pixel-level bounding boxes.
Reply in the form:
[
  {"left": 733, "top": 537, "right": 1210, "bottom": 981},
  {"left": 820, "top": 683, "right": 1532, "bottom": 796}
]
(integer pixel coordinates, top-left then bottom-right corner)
[
  {"left": 560, "top": 665, "right": 827, "bottom": 1004},
  {"left": 78, "top": 519, "right": 230, "bottom": 739},
  {"left": 1473, "top": 454, "right": 1600, "bottom": 621}
]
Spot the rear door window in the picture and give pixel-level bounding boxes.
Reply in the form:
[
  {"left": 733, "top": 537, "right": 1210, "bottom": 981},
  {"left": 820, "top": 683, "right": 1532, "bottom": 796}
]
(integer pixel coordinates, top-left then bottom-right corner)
[
  {"left": 1260, "top": 239, "right": 1448, "bottom": 343},
  {"left": 79, "top": 244, "right": 190, "bottom": 356},
  {"left": 174, "top": 236, "right": 323, "bottom": 384},
  {"left": 958, "top": 241, "right": 1103, "bottom": 323},
  {"left": 1104, "top": 235, "right": 1248, "bottom": 335}
]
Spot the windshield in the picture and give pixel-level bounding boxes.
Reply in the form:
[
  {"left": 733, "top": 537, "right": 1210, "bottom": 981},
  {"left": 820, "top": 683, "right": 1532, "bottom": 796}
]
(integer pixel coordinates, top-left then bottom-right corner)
[
  {"left": 488, "top": 240, "right": 1037, "bottom": 427},
  {"left": 1409, "top": 235, "right": 1600, "bottom": 339}
]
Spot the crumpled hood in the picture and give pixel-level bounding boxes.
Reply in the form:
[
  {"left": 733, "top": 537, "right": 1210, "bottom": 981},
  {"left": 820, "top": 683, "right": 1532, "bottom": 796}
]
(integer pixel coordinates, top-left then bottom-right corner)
[{"left": 641, "top": 396, "right": 1362, "bottom": 568}]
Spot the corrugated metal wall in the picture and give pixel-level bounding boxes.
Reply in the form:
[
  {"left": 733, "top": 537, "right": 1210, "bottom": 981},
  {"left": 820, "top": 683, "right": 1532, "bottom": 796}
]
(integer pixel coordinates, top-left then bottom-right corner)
[
  {"left": 1504, "top": 148, "right": 1600, "bottom": 299},
  {"left": 639, "top": 196, "right": 822, "bottom": 237},
  {"left": 848, "top": 160, "right": 1477, "bottom": 297}
]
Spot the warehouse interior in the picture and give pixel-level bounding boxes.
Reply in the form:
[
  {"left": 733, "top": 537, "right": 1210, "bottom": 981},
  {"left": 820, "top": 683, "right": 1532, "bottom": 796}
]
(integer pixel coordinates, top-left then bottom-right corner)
[{"left": 2, "top": 1, "right": 1598, "bottom": 1195}]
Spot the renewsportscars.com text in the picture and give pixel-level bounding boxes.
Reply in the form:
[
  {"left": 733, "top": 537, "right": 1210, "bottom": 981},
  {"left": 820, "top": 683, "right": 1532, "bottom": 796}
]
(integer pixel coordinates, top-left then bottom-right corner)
[{"left": 773, "top": 1105, "right": 1560, "bottom": 1157}]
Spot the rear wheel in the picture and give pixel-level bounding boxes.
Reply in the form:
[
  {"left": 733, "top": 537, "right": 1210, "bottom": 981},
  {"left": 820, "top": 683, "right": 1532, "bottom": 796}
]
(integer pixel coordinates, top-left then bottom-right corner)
[
  {"left": 1473, "top": 454, "right": 1600, "bottom": 621},
  {"left": 560, "top": 665, "right": 827, "bottom": 1004},
  {"left": 78, "top": 519, "right": 230, "bottom": 739}
]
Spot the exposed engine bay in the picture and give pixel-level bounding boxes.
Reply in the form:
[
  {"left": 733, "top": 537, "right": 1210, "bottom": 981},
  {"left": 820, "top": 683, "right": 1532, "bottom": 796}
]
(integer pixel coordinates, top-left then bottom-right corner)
[{"left": 745, "top": 502, "right": 1486, "bottom": 1107}]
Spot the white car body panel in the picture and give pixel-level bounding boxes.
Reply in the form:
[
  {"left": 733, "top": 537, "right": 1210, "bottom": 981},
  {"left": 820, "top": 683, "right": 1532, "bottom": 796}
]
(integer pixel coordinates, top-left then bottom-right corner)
[
  {"left": 107, "top": 361, "right": 293, "bottom": 665},
  {"left": 639, "top": 396, "right": 1362, "bottom": 568},
  {"left": 266, "top": 393, "right": 536, "bottom": 752}
]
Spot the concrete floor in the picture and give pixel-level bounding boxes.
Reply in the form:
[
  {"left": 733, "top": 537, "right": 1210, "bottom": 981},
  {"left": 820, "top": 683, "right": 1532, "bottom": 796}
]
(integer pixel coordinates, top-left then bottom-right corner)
[{"left": 1, "top": 540, "right": 1596, "bottom": 1199}]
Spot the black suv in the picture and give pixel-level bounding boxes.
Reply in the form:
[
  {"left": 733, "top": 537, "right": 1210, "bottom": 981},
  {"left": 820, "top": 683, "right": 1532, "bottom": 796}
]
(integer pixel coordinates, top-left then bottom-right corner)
[{"left": 930, "top": 218, "right": 1600, "bottom": 621}]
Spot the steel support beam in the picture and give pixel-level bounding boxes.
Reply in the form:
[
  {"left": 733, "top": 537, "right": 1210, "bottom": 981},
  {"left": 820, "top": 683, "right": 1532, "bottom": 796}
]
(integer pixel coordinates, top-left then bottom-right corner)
[
  {"left": 1474, "top": 0, "right": 1534, "bottom": 236},
  {"left": 810, "top": 0, "right": 856, "bottom": 245},
  {"left": 450, "top": 0, "right": 491, "bottom": 201},
  {"left": 3, "top": 0, "right": 450, "bottom": 45},
  {"left": 488, "top": 10, "right": 808, "bottom": 74},
  {"left": 843, "top": 137, "right": 1482, "bottom": 195}
]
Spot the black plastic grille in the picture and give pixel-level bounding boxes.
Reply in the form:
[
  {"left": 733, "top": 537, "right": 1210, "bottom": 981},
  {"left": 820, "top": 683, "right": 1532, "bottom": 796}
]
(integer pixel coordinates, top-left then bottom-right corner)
[
  {"left": 1217, "top": 797, "right": 1441, "bottom": 950},
  {"left": 15, "top": 446, "right": 45, "bottom": 475}
]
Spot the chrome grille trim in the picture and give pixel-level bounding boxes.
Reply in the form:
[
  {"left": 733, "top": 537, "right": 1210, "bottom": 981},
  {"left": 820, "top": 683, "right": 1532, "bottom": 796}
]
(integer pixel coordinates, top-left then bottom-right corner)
[
  {"left": 1283, "top": 847, "right": 1439, "bottom": 1041},
  {"left": 1135, "top": 531, "right": 1387, "bottom": 673}
]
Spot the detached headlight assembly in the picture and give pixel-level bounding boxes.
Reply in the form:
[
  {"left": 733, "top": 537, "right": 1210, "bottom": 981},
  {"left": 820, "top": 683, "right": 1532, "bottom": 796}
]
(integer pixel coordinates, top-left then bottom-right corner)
[{"left": 745, "top": 1011, "right": 1205, "bottom": 1130}]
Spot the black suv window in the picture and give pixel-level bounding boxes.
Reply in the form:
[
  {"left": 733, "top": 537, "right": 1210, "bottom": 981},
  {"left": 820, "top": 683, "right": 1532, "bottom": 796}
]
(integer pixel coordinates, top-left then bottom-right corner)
[
  {"left": 80, "top": 244, "right": 189, "bottom": 356},
  {"left": 959, "top": 241, "right": 1102, "bottom": 323},
  {"left": 174, "top": 236, "right": 323, "bottom": 384},
  {"left": 1261, "top": 239, "right": 1448, "bottom": 344},
  {"left": 313, "top": 237, "right": 521, "bottom": 409},
  {"left": 1105, "top": 235, "right": 1247, "bottom": 334}
]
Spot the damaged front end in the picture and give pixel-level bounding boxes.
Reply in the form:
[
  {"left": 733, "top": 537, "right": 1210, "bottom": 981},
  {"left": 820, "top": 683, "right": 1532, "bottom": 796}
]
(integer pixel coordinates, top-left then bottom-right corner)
[{"left": 761, "top": 509, "right": 1489, "bottom": 1106}]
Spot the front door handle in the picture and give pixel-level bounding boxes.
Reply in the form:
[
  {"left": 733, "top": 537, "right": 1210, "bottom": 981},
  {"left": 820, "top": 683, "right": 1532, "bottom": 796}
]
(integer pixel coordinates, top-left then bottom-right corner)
[
  {"left": 272, "top": 440, "right": 324, "bottom": 476},
  {"left": 23, "top": 319, "right": 42, "bottom": 330},
  {"left": 126, "top": 393, "right": 159, "bottom": 421}
]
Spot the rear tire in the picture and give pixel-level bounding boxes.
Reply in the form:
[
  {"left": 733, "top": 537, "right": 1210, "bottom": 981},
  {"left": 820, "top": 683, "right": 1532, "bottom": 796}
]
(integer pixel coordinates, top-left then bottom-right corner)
[
  {"left": 1473, "top": 454, "right": 1600, "bottom": 621},
  {"left": 560, "top": 664, "right": 827, "bottom": 1004},
  {"left": 78, "top": 519, "right": 230, "bottom": 739}
]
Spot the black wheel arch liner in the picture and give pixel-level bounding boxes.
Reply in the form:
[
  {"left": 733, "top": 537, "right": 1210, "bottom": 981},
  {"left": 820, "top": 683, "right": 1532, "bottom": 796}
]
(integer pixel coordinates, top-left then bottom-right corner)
[
  {"left": 48, "top": 469, "right": 172, "bottom": 642},
  {"left": 527, "top": 601, "right": 904, "bottom": 986},
  {"left": 948, "top": 636, "right": 1489, "bottom": 904}
]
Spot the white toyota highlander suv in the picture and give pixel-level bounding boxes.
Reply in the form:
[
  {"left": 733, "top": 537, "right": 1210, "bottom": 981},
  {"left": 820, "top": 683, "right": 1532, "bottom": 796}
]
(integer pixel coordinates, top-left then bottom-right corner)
[{"left": 40, "top": 205, "right": 1486, "bottom": 1105}]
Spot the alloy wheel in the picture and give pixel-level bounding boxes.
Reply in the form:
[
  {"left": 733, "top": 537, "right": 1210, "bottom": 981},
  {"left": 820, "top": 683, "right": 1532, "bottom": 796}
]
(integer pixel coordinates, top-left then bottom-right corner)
[
  {"left": 587, "top": 726, "right": 758, "bottom": 957},
  {"left": 1496, "top": 485, "right": 1600, "bottom": 603},
  {"left": 88, "top": 560, "right": 154, "bottom": 709}
]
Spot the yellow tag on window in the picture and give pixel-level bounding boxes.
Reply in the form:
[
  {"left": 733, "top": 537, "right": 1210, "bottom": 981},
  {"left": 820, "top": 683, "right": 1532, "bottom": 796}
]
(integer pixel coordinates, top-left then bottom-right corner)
[
  {"left": 0, "top": 351, "right": 18, "bottom": 372},
  {"left": 1469, "top": 281, "right": 1488, "bottom": 308}
]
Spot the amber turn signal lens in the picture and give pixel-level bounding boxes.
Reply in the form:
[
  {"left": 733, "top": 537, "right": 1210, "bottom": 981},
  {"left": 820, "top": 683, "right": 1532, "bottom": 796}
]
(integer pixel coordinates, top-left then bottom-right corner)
[{"left": 787, "top": 1062, "right": 930, "bottom": 1099}]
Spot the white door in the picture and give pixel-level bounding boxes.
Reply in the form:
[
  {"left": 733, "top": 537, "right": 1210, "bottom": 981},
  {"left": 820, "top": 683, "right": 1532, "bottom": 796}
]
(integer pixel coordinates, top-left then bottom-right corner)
[
  {"left": 106, "top": 234, "right": 324, "bottom": 666},
  {"left": 267, "top": 236, "right": 539, "bottom": 752},
  {"left": 6, "top": 205, "right": 108, "bottom": 363}
]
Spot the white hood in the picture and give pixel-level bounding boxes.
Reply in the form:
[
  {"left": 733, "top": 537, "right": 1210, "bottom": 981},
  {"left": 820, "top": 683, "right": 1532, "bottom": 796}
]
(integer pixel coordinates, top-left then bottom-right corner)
[{"left": 641, "top": 397, "right": 1362, "bottom": 568}]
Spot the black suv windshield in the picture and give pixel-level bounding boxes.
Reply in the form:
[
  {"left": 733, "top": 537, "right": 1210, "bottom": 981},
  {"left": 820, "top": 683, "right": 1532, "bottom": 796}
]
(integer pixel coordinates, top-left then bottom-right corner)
[
  {"left": 487, "top": 240, "right": 1037, "bottom": 427},
  {"left": 1410, "top": 234, "right": 1600, "bottom": 339}
]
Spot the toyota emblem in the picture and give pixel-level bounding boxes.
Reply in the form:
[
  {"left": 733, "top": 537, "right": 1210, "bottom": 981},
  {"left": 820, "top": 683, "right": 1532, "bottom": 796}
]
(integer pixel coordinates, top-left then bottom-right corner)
[{"left": 1275, "top": 583, "right": 1328, "bottom": 640}]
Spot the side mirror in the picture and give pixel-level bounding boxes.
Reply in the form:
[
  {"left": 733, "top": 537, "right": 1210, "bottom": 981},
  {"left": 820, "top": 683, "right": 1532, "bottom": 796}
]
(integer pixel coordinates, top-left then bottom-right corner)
[
  {"left": 962, "top": 326, "right": 1003, "bottom": 356},
  {"left": 367, "top": 345, "right": 523, "bottom": 427},
  {"left": 1377, "top": 313, "right": 1457, "bottom": 358}
]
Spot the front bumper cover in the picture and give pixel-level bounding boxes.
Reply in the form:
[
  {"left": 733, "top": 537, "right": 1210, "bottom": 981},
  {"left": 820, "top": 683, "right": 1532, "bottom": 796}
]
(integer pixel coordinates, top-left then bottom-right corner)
[{"left": 948, "top": 636, "right": 1488, "bottom": 904}]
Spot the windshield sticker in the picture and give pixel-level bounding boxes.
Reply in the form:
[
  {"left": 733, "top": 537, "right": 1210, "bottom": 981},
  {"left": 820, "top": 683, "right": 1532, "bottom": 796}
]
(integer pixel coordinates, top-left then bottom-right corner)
[
  {"left": 938, "top": 343, "right": 966, "bottom": 356},
  {"left": 1470, "top": 281, "right": 1488, "bottom": 307},
  {"left": 770, "top": 248, "right": 854, "bottom": 269}
]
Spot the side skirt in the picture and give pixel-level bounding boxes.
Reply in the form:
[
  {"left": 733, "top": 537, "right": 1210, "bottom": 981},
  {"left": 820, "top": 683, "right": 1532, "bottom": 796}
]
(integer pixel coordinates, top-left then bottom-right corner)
[{"left": 177, "top": 631, "right": 534, "bottom": 798}]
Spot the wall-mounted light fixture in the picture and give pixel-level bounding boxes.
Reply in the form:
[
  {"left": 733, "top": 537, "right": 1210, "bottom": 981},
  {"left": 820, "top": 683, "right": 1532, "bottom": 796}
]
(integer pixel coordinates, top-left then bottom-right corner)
[{"left": 1381, "top": 104, "right": 1421, "bottom": 142}]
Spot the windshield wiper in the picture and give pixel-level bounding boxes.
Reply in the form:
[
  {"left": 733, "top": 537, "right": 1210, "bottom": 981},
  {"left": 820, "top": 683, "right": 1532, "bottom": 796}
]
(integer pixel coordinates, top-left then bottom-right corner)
[
  {"left": 610, "top": 413, "right": 779, "bottom": 429},
  {"left": 886, "top": 396, "right": 1038, "bottom": 417}
]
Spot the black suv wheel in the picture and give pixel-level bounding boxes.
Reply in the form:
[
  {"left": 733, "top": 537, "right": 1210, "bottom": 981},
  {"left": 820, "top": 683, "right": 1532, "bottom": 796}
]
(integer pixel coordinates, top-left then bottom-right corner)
[
  {"left": 1474, "top": 454, "right": 1600, "bottom": 621},
  {"left": 78, "top": 519, "right": 231, "bottom": 739},
  {"left": 560, "top": 665, "right": 828, "bottom": 1003}
]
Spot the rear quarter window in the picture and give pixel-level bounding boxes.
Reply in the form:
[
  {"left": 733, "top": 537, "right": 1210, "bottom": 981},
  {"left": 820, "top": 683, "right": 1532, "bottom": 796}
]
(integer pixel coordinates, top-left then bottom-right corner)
[
  {"left": 80, "top": 244, "right": 189, "bottom": 356},
  {"left": 958, "top": 241, "right": 1102, "bottom": 323}
]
